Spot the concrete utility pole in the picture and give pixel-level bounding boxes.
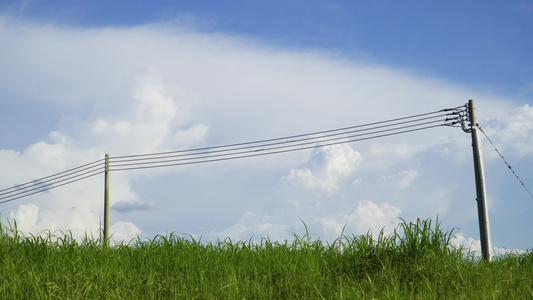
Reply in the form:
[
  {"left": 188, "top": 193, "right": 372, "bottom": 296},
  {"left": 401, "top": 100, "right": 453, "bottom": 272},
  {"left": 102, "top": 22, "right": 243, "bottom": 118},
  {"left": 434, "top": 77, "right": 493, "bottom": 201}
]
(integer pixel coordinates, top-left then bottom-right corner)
[
  {"left": 468, "top": 99, "right": 492, "bottom": 262},
  {"left": 104, "top": 154, "right": 110, "bottom": 247}
]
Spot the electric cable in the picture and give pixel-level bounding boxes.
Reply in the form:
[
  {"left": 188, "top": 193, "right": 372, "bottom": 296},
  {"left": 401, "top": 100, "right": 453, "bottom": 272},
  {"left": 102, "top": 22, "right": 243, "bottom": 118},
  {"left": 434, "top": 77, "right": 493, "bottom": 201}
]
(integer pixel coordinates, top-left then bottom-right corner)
[
  {"left": 0, "top": 166, "right": 104, "bottom": 202},
  {"left": 109, "top": 106, "right": 464, "bottom": 171},
  {"left": 0, "top": 158, "right": 104, "bottom": 195},
  {"left": 0, "top": 170, "right": 103, "bottom": 204},
  {"left": 109, "top": 118, "right": 452, "bottom": 170},
  {"left": 0, "top": 159, "right": 104, "bottom": 204},
  {"left": 109, "top": 123, "right": 449, "bottom": 171},
  {"left": 0, "top": 105, "right": 466, "bottom": 203},
  {"left": 112, "top": 113, "right": 449, "bottom": 164},
  {"left": 113, "top": 108, "right": 462, "bottom": 160},
  {"left": 110, "top": 108, "right": 463, "bottom": 166}
]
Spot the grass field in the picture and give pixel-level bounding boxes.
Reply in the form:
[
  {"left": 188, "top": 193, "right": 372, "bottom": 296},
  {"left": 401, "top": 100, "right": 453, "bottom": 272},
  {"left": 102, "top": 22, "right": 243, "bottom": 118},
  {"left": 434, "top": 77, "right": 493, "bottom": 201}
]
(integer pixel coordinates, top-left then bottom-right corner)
[{"left": 1, "top": 218, "right": 532, "bottom": 299}]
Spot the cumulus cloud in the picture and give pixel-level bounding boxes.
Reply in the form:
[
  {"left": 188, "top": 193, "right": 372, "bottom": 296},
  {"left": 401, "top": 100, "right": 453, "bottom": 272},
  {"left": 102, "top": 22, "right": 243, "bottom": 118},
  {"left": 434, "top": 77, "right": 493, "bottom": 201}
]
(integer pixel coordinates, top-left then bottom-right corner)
[
  {"left": 207, "top": 211, "right": 291, "bottom": 242},
  {"left": 483, "top": 104, "right": 533, "bottom": 158},
  {"left": 381, "top": 169, "right": 418, "bottom": 189},
  {"left": 109, "top": 221, "right": 142, "bottom": 245},
  {"left": 206, "top": 199, "right": 401, "bottom": 243},
  {"left": 9, "top": 203, "right": 39, "bottom": 233},
  {"left": 316, "top": 200, "right": 402, "bottom": 238},
  {"left": 451, "top": 233, "right": 527, "bottom": 258},
  {"left": 85, "top": 69, "right": 208, "bottom": 155},
  {"left": 281, "top": 144, "right": 362, "bottom": 192},
  {"left": 0, "top": 16, "right": 531, "bottom": 249}
]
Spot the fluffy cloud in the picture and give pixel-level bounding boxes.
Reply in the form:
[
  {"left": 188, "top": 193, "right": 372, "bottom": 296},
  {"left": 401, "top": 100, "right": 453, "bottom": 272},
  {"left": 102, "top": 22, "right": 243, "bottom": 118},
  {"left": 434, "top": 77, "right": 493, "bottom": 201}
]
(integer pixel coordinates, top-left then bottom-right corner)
[
  {"left": 451, "top": 233, "right": 526, "bottom": 258},
  {"left": 109, "top": 221, "right": 142, "bottom": 245},
  {"left": 0, "top": 16, "right": 531, "bottom": 251},
  {"left": 206, "top": 199, "right": 401, "bottom": 243},
  {"left": 483, "top": 104, "right": 533, "bottom": 158},
  {"left": 381, "top": 169, "right": 417, "bottom": 189},
  {"left": 281, "top": 144, "right": 362, "bottom": 192},
  {"left": 316, "top": 200, "right": 402, "bottom": 238},
  {"left": 9, "top": 203, "right": 39, "bottom": 233},
  {"left": 85, "top": 69, "right": 208, "bottom": 155},
  {"left": 207, "top": 211, "right": 291, "bottom": 242}
]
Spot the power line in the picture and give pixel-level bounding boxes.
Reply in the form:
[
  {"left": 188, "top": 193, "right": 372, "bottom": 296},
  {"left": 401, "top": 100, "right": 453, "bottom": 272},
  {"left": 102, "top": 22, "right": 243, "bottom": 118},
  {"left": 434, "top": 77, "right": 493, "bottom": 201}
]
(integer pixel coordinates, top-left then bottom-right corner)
[
  {"left": 0, "top": 171, "right": 103, "bottom": 205},
  {"left": 478, "top": 126, "right": 533, "bottom": 200},
  {"left": 112, "top": 114, "right": 448, "bottom": 164},
  {"left": 0, "top": 105, "right": 466, "bottom": 203},
  {"left": 113, "top": 107, "right": 463, "bottom": 160},
  {"left": 110, "top": 108, "right": 464, "bottom": 171},
  {"left": 109, "top": 123, "right": 450, "bottom": 172},
  {"left": 0, "top": 158, "right": 104, "bottom": 194},
  {"left": 0, "top": 159, "right": 104, "bottom": 204},
  {"left": 110, "top": 117, "right": 446, "bottom": 167}
]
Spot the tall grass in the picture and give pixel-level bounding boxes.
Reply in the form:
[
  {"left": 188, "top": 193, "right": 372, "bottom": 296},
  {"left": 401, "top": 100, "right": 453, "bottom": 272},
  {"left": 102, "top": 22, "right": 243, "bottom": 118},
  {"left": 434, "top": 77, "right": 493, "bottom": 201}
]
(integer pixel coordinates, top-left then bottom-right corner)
[{"left": 1, "top": 218, "right": 532, "bottom": 299}]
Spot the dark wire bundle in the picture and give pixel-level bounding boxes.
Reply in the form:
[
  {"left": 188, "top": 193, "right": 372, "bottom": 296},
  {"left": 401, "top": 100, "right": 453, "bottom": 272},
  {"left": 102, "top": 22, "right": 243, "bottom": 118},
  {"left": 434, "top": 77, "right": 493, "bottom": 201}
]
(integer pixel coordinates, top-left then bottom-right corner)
[{"left": 0, "top": 106, "right": 465, "bottom": 204}]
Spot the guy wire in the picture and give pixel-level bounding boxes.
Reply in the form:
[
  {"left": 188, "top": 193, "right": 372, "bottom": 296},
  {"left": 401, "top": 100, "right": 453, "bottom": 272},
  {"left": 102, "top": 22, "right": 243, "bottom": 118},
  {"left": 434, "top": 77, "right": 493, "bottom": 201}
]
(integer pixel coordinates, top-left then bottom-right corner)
[{"left": 478, "top": 126, "right": 533, "bottom": 200}]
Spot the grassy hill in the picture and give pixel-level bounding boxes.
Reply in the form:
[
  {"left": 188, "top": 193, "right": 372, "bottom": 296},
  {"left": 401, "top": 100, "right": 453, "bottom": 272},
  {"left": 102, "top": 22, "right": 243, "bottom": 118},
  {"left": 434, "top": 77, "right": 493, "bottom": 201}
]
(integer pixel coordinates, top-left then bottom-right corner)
[{"left": 1, "top": 218, "right": 532, "bottom": 299}]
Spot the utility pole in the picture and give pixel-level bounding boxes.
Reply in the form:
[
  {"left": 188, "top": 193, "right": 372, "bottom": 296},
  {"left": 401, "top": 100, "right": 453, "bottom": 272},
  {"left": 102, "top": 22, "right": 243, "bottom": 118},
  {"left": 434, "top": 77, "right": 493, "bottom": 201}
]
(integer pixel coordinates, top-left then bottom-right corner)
[
  {"left": 104, "top": 154, "right": 110, "bottom": 247},
  {"left": 468, "top": 99, "right": 492, "bottom": 261}
]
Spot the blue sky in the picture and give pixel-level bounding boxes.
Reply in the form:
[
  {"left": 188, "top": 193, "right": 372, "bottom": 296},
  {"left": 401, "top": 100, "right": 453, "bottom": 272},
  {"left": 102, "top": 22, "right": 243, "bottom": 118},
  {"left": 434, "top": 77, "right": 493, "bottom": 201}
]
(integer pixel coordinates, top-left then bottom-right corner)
[{"left": 1, "top": 1, "right": 532, "bottom": 254}]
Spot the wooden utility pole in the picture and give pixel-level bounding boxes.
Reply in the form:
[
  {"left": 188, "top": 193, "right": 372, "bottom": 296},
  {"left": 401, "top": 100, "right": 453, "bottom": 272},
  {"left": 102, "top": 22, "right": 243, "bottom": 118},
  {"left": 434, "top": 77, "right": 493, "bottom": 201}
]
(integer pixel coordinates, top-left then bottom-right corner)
[
  {"left": 104, "top": 154, "right": 110, "bottom": 247},
  {"left": 468, "top": 100, "right": 492, "bottom": 261}
]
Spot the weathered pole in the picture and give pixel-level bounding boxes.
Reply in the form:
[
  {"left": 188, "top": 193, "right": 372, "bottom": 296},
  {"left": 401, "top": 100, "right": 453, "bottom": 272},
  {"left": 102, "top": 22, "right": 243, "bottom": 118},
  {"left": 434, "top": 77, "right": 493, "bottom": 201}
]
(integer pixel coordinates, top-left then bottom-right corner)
[
  {"left": 468, "top": 99, "right": 492, "bottom": 261},
  {"left": 104, "top": 154, "right": 110, "bottom": 247}
]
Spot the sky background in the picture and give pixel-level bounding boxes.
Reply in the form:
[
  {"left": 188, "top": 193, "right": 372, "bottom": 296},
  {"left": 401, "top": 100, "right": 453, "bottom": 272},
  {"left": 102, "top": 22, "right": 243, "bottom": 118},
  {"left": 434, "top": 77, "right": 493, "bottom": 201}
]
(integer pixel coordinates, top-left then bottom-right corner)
[{"left": 0, "top": 0, "right": 532, "bottom": 254}]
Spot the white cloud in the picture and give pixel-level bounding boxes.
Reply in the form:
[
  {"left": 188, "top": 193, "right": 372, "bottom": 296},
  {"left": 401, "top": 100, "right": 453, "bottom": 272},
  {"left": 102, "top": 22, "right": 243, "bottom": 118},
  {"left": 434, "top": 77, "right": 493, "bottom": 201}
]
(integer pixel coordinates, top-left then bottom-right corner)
[
  {"left": 369, "top": 142, "right": 425, "bottom": 159},
  {"left": 281, "top": 144, "right": 362, "bottom": 192},
  {"left": 316, "top": 200, "right": 402, "bottom": 239},
  {"left": 0, "top": 16, "right": 531, "bottom": 250},
  {"left": 207, "top": 211, "right": 291, "bottom": 242},
  {"left": 9, "top": 203, "right": 39, "bottom": 233},
  {"left": 110, "top": 221, "right": 142, "bottom": 245},
  {"left": 381, "top": 169, "right": 418, "bottom": 189},
  {"left": 85, "top": 69, "right": 207, "bottom": 155},
  {"left": 207, "top": 199, "right": 401, "bottom": 243},
  {"left": 451, "top": 233, "right": 527, "bottom": 258},
  {"left": 483, "top": 104, "right": 533, "bottom": 158}
]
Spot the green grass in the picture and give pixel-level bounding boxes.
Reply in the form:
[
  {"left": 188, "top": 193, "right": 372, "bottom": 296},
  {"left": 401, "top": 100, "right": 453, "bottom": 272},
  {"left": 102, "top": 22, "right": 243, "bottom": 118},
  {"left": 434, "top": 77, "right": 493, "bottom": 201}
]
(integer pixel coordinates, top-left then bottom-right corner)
[{"left": 1, "top": 218, "right": 532, "bottom": 299}]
